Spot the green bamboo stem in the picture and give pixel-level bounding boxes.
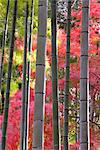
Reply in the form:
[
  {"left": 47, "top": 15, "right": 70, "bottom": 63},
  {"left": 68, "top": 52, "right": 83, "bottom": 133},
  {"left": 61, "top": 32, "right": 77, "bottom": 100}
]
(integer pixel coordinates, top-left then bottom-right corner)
[
  {"left": 20, "top": 2, "right": 28, "bottom": 150},
  {"left": 51, "top": 0, "right": 60, "bottom": 149},
  {"left": 64, "top": 0, "right": 71, "bottom": 150},
  {"left": 1, "top": 0, "right": 17, "bottom": 149},
  {"left": 0, "top": 0, "right": 10, "bottom": 92},
  {"left": 24, "top": 0, "right": 34, "bottom": 149},
  {"left": 80, "top": 0, "right": 90, "bottom": 149},
  {"left": 32, "top": 0, "right": 47, "bottom": 149}
]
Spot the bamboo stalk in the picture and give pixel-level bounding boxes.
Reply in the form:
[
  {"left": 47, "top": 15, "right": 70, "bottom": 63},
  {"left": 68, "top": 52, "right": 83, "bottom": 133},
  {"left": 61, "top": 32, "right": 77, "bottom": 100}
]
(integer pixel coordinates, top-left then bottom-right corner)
[
  {"left": 64, "top": 0, "right": 71, "bottom": 150},
  {"left": 24, "top": 0, "right": 34, "bottom": 149},
  {"left": 51, "top": 0, "right": 60, "bottom": 149},
  {"left": 32, "top": 0, "right": 48, "bottom": 149},
  {"left": 75, "top": 86, "right": 78, "bottom": 150},
  {"left": 1, "top": 0, "right": 17, "bottom": 149},
  {"left": 0, "top": 0, "right": 10, "bottom": 92},
  {"left": 80, "top": 0, "right": 90, "bottom": 149},
  {"left": 20, "top": 2, "right": 28, "bottom": 150}
]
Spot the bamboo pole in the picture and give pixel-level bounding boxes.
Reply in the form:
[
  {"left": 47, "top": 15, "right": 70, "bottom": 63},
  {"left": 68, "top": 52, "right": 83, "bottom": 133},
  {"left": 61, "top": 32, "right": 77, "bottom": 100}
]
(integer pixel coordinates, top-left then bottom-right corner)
[
  {"left": 75, "top": 86, "right": 78, "bottom": 150},
  {"left": 32, "top": 0, "right": 48, "bottom": 149},
  {"left": 80, "top": 0, "right": 90, "bottom": 149},
  {"left": 1, "top": 0, "right": 17, "bottom": 149},
  {"left": 51, "top": 0, "right": 60, "bottom": 149},
  {"left": 24, "top": 0, "right": 34, "bottom": 149},
  {"left": 0, "top": 0, "right": 10, "bottom": 92},
  {"left": 20, "top": 2, "right": 28, "bottom": 150},
  {"left": 64, "top": 0, "right": 71, "bottom": 150}
]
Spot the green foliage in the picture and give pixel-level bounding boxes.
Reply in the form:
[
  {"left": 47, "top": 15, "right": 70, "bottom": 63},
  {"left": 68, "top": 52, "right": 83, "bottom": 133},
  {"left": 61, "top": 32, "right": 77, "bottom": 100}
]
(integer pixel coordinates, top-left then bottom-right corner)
[
  {"left": 0, "top": 0, "right": 51, "bottom": 38},
  {"left": 0, "top": 0, "right": 38, "bottom": 37},
  {"left": 13, "top": 49, "right": 23, "bottom": 65}
]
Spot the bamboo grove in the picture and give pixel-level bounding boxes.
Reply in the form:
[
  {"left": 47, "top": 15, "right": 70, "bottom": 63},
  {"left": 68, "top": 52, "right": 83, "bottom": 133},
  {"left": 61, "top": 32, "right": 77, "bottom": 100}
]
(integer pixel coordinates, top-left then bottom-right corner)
[{"left": 0, "top": 0, "right": 99, "bottom": 150}]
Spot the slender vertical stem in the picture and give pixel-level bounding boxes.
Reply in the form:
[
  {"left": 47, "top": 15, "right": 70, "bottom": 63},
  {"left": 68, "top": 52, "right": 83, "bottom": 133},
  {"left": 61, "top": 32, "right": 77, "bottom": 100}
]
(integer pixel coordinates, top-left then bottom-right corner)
[
  {"left": 0, "top": 0, "right": 10, "bottom": 91},
  {"left": 64, "top": 0, "right": 71, "bottom": 150},
  {"left": 80, "top": 0, "right": 90, "bottom": 149},
  {"left": 32, "top": 0, "right": 48, "bottom": 149},
  {"left": 20, "top": 2, "right": 28, "bottom": 150},
  {"left": 24, "top": 0, "right": 34, "bottom": 149},
  {"left": 51, "top": 0, "right": 60, "bottom": 149},
  {"left": 1, "top": 0, "right": 17, "bottom": 149},
  {"left": 90, "top": 90, "right": 96, "bottom": 123},
  {"left": 75, "top": 86, "right": 78, "bottom": 150}
]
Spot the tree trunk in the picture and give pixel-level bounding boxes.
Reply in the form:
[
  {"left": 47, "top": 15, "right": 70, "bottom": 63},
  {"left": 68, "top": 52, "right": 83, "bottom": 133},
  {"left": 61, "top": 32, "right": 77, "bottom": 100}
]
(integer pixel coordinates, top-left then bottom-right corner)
[
  {"left": 64, "top": 0, "right": 71, "bottom": 150},
  {"left": 80, "top": 0, "right": 90, "bottom": 149},
  {"left": 32, "top": 0, "right": 48, "bottom": 149},
  {"left": 24, "top": 0, "right": 34, "bottom": 149},
  {"left": 20, "top": 2, "right": 28, "bottom": 150},
  {"left": 0, "top": 0, "right": 10, "bottom": 91},
  {"left": 1, "top": 0, "right": 17, "bottom": 149},
  {"left": 51, "top": 0, "right": 60, "bottom": 149}
]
